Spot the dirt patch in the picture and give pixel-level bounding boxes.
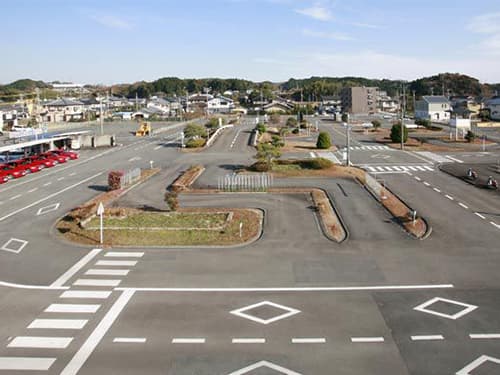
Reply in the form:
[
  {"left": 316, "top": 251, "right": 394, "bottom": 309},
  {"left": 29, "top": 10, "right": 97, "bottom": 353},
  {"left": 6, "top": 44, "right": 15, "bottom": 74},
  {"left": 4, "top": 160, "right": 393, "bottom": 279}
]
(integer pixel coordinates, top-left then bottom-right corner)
[
  {"left": 280, "top": 140, "right": 337, "bottom": 153},
  {"left": 171, "top": 165, "right": 205, "bottom": 192},
  {"left": 271, "top": 164, "right": 366, "bottom": 182},
  {"left": 310, "top": 189, "right": 346, "bottom": 242}
]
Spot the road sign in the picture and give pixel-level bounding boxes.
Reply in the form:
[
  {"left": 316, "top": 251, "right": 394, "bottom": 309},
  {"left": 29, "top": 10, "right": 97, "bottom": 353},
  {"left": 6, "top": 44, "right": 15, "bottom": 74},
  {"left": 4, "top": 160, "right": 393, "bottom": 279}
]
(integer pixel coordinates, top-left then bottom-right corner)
[{"left": 97, "top": 202, "right": 104, "bottom": 244}]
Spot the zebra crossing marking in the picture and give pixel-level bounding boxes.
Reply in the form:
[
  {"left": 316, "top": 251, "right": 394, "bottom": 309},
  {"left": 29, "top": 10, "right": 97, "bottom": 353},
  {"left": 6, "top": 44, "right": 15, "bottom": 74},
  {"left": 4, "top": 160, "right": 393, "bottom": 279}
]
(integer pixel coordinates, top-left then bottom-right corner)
[{"left": 364, "top": 165, "right": 434, "bottom": 174}]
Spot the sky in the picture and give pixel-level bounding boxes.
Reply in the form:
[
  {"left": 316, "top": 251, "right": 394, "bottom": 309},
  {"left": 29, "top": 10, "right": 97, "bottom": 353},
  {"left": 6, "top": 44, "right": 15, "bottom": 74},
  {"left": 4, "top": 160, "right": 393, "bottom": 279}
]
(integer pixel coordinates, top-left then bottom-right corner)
[{"left": 2, "top": 0, "right": 500, "bottom": 84}]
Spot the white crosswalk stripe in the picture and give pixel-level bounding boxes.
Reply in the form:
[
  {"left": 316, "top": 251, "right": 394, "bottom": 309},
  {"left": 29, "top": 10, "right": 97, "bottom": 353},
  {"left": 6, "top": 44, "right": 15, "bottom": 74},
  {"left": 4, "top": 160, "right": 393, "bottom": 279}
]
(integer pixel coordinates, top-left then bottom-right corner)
[
  {"left": 342, "top": 145, "right": 392, "bottom": 151},
  {"left": 363, "top": 165, "right": 435, "bottom": 174}
]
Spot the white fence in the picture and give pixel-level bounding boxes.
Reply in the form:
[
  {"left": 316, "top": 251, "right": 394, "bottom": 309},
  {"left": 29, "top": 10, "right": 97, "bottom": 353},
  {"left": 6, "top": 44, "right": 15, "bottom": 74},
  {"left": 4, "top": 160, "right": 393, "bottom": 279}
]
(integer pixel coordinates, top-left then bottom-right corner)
[
  {"left": 217, "top": 173, "right": 273, "bottom": 192},
  {"left": 120, "top": 168, "right": 141, "bottom": 188}
]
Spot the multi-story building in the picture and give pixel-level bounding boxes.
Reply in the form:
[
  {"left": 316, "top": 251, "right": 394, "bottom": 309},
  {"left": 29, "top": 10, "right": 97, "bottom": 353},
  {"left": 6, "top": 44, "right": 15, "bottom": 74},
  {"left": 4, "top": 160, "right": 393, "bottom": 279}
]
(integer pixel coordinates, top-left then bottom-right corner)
[{"left": 340, "top": 87, "right": 378, "bottom": 115}]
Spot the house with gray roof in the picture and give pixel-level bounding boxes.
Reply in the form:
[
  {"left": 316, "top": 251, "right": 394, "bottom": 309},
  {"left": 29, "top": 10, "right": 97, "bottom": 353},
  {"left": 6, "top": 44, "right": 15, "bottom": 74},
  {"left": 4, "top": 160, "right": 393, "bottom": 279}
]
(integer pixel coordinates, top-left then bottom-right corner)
[
  {"left": 485, "top": 97, "right": 500, "bottom": 121},
  {"left": 41, "top": 98, "right": 85, "bottom": 122},
  {"left": 415, "top": 96, "right": 451, "bottom": 121}
]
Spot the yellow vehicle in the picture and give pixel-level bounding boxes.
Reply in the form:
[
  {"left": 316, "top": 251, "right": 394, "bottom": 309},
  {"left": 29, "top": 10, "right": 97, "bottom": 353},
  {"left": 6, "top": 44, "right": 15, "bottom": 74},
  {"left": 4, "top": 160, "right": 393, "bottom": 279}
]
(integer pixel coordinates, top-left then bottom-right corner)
[{"left": 135, "top": 121, "right": 151, "bottom": 136}]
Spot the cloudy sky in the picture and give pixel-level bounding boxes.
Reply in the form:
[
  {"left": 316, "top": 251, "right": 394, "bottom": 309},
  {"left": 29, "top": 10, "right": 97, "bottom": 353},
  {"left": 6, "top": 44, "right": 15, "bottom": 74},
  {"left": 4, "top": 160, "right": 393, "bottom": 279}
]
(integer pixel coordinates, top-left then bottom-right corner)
[{"left": 2, "top": 0, "right": 500, "bottom": 84}]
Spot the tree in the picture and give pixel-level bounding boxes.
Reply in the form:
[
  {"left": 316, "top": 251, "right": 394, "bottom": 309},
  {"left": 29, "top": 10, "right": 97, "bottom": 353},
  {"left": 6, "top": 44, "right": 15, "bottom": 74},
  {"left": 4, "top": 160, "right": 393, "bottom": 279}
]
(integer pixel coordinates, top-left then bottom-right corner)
[
  {"left": 184, "top": 123, "right": 207, "bottom": 139},
  {"left": 206, "top": 118, "right": 220, "bottom": 128},
  {"left": 341, "top": 113, "right": 348, "bottom": 122},
  {"left": 390, "top": 122, "right": 409, "bottom": 143},
  {"left": 256, "top": 123, "right": 267, "bottom": 133},
  {"left": 465, "top": 130, "right": 476, "bottom": 143},
  {"left": 271, "top": 135, "right": 284, "bottom": 148},
  {"left": 286, "top": 117, "right": 298, "bottom": 127},
  {"left": 164, "top": 191, "right": 179, "bottom": 211},
  {"left": 371, "top": 120, "right": 381, "bottom": 130},
  {"left": 316, "top": 132, "right": 332, "bottom": 149},
  {"left": 255, "top": 143, "right": 281, "bottom": 170}
]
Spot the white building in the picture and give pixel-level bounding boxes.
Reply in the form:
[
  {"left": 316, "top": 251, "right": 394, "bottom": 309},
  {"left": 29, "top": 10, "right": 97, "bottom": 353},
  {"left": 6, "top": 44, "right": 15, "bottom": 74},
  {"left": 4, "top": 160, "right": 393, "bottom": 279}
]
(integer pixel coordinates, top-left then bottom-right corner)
[
  {"left": 207, "top": 96, "right": 234, "bottom": 113},
  {"left": 485, "top": 97, "right": 500, "bottom": 121},
  {"left": 415, "top": 96, "right": 451, "bottom": 121},
  {"left": 41, "top": 98, "right": 85, "bottom": 122}
]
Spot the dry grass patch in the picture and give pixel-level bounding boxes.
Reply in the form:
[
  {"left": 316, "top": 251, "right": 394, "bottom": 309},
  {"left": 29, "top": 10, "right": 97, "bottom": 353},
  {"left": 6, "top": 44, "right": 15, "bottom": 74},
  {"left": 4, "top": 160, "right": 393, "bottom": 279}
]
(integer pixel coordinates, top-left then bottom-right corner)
[{"left": 171, "top": 165, "right": 205, "bottom": 192}]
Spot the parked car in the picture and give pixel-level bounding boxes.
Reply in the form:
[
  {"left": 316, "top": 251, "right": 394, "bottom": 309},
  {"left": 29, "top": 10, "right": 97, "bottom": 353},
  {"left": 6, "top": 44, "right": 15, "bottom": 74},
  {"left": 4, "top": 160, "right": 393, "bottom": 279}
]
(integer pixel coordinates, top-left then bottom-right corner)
[
  {"left": 10, "top": 159, "right": 43, "bottom": 173},
  {"left": 40, "top": 152, "right": 68, "bottom": 164},
  {"left": 0, "top": 171, "right": 9, "bottom": 184},
  {"left": 48, "top": 149, "right": 79, "bottom": 160},
  {"left": 0, "top": 163, "right": 28, "bottom": 179},
  {"left": 25, "top": 155, "right": 56, "bottom": 168}
]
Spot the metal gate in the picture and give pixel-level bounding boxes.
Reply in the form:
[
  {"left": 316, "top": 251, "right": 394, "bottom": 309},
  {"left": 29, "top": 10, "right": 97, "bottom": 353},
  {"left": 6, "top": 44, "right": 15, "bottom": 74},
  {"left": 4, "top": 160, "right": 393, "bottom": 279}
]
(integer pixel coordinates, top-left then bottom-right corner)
[{"left": 217, "top": 173, "right": 273, "bottom": 192}]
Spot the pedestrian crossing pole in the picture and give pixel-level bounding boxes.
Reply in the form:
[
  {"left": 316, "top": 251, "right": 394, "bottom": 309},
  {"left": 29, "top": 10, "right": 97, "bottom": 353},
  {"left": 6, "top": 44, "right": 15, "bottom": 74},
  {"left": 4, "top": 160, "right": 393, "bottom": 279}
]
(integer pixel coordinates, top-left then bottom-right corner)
[{"left": 345, "top": 114, "right": 351, "bottom": 166}]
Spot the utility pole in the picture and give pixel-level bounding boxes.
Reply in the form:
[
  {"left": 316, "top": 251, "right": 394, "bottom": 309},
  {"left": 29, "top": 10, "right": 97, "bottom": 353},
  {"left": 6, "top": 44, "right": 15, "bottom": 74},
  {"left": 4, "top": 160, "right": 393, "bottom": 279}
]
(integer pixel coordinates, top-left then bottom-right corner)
[
  {"left": 99, "top": 96, "right": 104, "bottom": 136},
  {"left": 401, "top": 83, "right": 406, "bottom": 150},
  {"left": 412, "top": 90, "right": 416, "bottom": 117},
  {"left": 135, "top": 92, "right": 139, "bottom": 112},
  {"left": 345, "top": 114, "right": 351, "bottom": 166}
]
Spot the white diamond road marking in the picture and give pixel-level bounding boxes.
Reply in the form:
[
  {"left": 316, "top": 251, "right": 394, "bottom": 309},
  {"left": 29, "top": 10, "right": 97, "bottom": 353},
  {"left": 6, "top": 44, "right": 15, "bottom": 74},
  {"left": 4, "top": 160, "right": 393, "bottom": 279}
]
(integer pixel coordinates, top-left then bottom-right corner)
[
  {"left": 1, "top": 238, "right": 28, "bottom": 254},
  {"left": 0, "top": 357, "right": 57, "bottom": 371},
  {"left": 227, "top": 360, "right": 302, "bottom": 375},
  {"left": 36, "top": 203, "right": 60, "bottom": 216},
  {"left": 28, "top": 319, "right": 88, "bottom": 330},
  {"left": 413, "top": 297, "right": 478, "bottom": 320},
  {"left": 456, "top": 355, "right": 500, "bottom": 375},
  {"left": 8, "top": 336, "right": 73, "bottom": 349},
  {"left": 230, "top": 301, "right": 301, "bottom": 325}
]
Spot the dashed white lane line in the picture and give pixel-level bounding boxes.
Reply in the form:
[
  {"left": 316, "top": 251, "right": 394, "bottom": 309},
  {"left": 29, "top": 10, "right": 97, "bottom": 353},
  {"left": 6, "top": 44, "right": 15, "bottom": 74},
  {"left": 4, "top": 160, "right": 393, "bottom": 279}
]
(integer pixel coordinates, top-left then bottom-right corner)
[
  {"left": 73, "top": 279, "right": 122, "bottom": 287},
  {"left": 351, "top": 337, "right": 385, "bottom": 343},
  {"left": 414, "top": 176, "right": 421, "bottom": 181},
  {"left": 8, "top": 336, "right": 73, "bottom": 349},
  {"left": 85, "top": 269, "right": 129, "bottom": 276},
  {"left": 475, "top": 212, "right": 486, "bottom": 220},
  {"left": 230, "top": 130, "right": 241, "bottom": 148},
  {"left": 105, "top": 252, "right": 144, "bottom": 258},
  {"left": 445, "top": 194, "right": 454, "bottom": 201},
  {"left": 27, "top": 188, "right": 38, "bottom": 193},
  {"left": 43, "top": 182, "right": 52, "bottom": 186},
  {"left": 469, "top": 333, "right": 500, "bottom": 339},
  {"left": 232, "top": 338, "right": 266, "bottom": 344},
  {"left": 459, "top": 203, "right": 469, "bottom": 209},
  {"left": 9, "top": 194, "right": 22, "bottom": 200},
  {"left": 490, "top": 222, "right": 500, "bottom": 229},
  {"left": 57, "top": 177, "right": 65, "bottom": 181},
  {"left": 113, "top": 337, "right": 147, "bottom": 343},
  {"left": 60, "top": 290, "right": 135, "bottom": 375},
  {"left": 172, "top": 338, "right": 206, "bottom": 344},
  {"left": 292, "top": 338, "right": 326, "bottom": 344},
  {"left": 51, "top": 249, "right": 102, "bottom": 288},
  {"left": 59, "top": 291, "right": 112, "bottom": 299},
  {"left": 45, "top": 304, "right": 101, "bottom": 314},
  {"left": 96, "top": 260, "right": 137, "bottom": 267},
  {"left": 433, "top": 188, "right": 441, "bottom": 193},
  {"left": 0, "top": 357, "right": 57, "bottom": 371},
  {"left": 69, "top": 172, "right": 77, "bottom": 176},
  {"left": 423, "top": 182, "right": 430, "bottom": 186},
  {"left": 445, "top": 155, "right": 464, "bottom": 163},
  {"left": 410, "top": 335, "right": 444, "bottom": 341},
  {"left": 154, "top": 146, "right": 162, "bottom": 150},
  {"left": 28, "top": 319, "right": 88, "bottom": 330}
]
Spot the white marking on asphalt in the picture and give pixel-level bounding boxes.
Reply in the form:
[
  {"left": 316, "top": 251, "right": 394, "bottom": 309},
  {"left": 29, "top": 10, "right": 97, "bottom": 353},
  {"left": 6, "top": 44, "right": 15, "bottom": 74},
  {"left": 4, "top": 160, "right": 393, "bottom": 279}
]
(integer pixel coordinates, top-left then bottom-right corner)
[
  {"left": 0, "top": 357, "right": 57, "bottom": 371},
  {"left": 1, "top": 238, "right": 29, "bottom": 254},
  {"left": 416, "top": 166, "right": 426, "bottom": 171},
  {"left": 28, "top": 319, "right": 88, "bottom": 330},
  {"left": 43, "top": 182, "right": 52, "bottom": 186},
  {"left": 423, "top": 182, "right": 430, "bottom": 186},
  {"left": 73, "top": 279, "right": 121, "bottom": 287},
  {"left": 413, "top": 297, "right": 477, "bottom": 320},
  {"left": 376, "top": 166, "right": 385, "bottom": 172},
  {"left": 351, "top": 337, "right": 385, "bottom": 343},
  {"left": 45, "top": 304, "right": 100, "bottom": 314},
  {"left": 96, "top": 260, "right": 137, "bottom": 267},
  {"left": 309, "top": 152, "right": 316, "bottom": 158},
  {"left": 60, "top": 291, "right": 112, "bottom": 299},
  {"left": 445, "top": 155, "right": 464, "bottom": 163},
  {"left": 414, "top": 176, "right": 421, "bottom": 181},
  {"left": 456, "top": 355, "right": 500, "bottom": 375},
  {"left": 411, "top": 335, "right": 444, "bottom": 341},
  {"left": 9, "top": 194, "right": 22, "bottom": 200},
  {"left": 85, "top": 269, "right": 129, "bottom": 276},
  {"left": 57, "top": 177, "right": 65, "bottom": 181},
  {"left": 469, "top": 334, "right": 500, "bottom": 339},
  {"left": 230, "top": 301, "right": 300, "bottom": 325},
  {"left": 27, "top": 188, "right": 38, "bottom": 193},
  {"left": 0, "top": 172, "right": 103, "bottom": 222},
  {"left": 105, "top": 252, "right": 144, "bottom": 258},
  {"left": 227, "top": 360, "right": 302, "bottom": 375},
  {"left": 232, "top": 338, "right": 266, "bottom": 344},
  {"left": 0, "top": 280, "right": 68, "bottom": 290},
  {"left": 490, "top": 221, "right": 500, "bottom": 229},
  {"left": 474, "top": 212, "right": 486, "bottom": 220},
  {"left": 8, "top": 336, "right": 73, "bottom": 349},
  {"left": 230, "top": 130, "right": 241, "bottom": 148},
  {"left": 36, "top": 202, "right": 60, "bottom": 216},
  {"left": 445, "top": 195, "right": 454, "bottom": 200},
  {"left": 433, "top": 188, "right": 441, "bottom": 193},
  {"left": 69, "top": 172, "right": 77, "bottom": 176},
  {"left": 128, "top": 156, "right": 141, "bottom": 162},
  {"left": 423, "top": 166, "right": 434, "bottom": 171},
  {"left": 113, "top": 337, "right": 146, "bottom": 343},
  {"left": 51, "top": 249, "right": 102, "bottom": 287},
  {"left": 154, "top": 146, "right": 162, "bottom": 150},
  {"left": 60, "top": 290, "right": 135, "bottom": 375},
  {"left": 459, "top": 203, "right": 469, "bottom": 209},
  {"left": 117, "top": 284, "right": 454, "bottom": 292},
  {"left": 292, "top": 338, "right": 326, "bottom": 344},
  {"left": 408, "top": 166, "right": 418, "bottom": 171},
  {"left": 172, "top": 338, "right": 206, "bottom": 344}
]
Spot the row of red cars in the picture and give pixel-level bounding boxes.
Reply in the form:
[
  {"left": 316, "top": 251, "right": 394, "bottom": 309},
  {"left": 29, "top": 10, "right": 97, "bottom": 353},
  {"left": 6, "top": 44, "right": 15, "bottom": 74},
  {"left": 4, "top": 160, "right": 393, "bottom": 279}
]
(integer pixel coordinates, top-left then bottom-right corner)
[{"left": 0, "top": 149, "right": 79, "bottom": 184}]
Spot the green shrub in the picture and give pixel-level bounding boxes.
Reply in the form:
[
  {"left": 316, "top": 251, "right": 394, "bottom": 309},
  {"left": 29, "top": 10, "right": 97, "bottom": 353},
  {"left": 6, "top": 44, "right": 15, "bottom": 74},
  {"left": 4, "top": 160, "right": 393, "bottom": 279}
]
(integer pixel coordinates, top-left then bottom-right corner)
[
  {"left": 249, "top": 161, "right": 270, "bottom": 172},
  {"left": 371, "top": 120, "right": 381, "bottom": 129},
  {"left": 164, "top": 191, "right": 179, "bottom": 211},
  {"left": 415, "top": 118, "right": 431, "bottom": 127},
  {"left": 390, "top": 123, "right": 408, "bottom": 143},
  {"left": 256, "top": 123, "right": 266, "bottom": 133},
  {"left": 286, "top": 117, "right": 298, "bottom": 127},
  {"left": 184, "top": 123, "right": 207, "bottom": 138},
  {"left": 316, "top": 132, "right": 332, "bottom": 149},
  {"left": 465, "top": 130, "right": 476, "bottom": 143},
  {"left": 185, "top": 138, "right": 206, "bottom": 148},
  {"left": 292, "top": 128, "right": 299, "bottom": 134},
  {"left": 300, "top": 158, "right": 333, "bottom": 170},
  {"left": 341, "top": 113, "right": 348, "bottom": 122}
]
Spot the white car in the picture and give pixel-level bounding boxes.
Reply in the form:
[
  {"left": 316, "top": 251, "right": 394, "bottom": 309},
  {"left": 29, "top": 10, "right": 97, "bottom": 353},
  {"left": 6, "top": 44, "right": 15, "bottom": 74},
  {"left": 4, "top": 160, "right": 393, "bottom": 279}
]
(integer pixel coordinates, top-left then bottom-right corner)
[
  {"left": 383, "top": 115, "right": 392, "bottom": 119},
  {"left": 362, "top": 122, "right": 374, "bottom": 128}
]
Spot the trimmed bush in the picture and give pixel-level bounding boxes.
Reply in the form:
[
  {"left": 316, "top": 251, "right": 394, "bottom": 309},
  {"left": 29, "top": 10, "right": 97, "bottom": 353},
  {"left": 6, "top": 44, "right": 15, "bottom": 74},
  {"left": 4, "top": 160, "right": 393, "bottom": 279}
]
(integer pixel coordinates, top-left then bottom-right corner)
[
  {"left": 300, "top": 158, "right": 333, "bottom": 170},
  {"left": 256, "top": 123, "right": 266, "bottom": 133},
  {"left": 249, "top": 161, "right": 270, "bottom": 172},
  {"left": 185, "top": 138, "right": 206, "bottom": 148},
  {"left": 316, "top": 132, "right": 332, "bottom": 149},
  {"left": 465, "top": 130, "right": 476, "bottom": 143},
  {"left": 415, "top": 118, "right": 431, "bottom": 127},
  {"left": 390, "top": 123, "right": 408, "bottom": 143},
  {"left": 292, "top": 128, "right": 299, "bottom": 134},
  {"left": 286, "top": 117, "right": 298, "bottom": 127},
  {"left": 371, "top": 120, "right": 381, "bottom": 129}
]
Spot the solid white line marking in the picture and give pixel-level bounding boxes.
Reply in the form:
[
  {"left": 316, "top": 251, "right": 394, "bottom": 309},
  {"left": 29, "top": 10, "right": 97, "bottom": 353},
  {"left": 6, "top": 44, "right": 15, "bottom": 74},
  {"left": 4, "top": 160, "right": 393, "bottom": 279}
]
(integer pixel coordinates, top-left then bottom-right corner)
[
  {"left": 351, "top": 337, "right": 385, "bottom": 343},
  {"left": 0, "top": 357, "right": 56, "bottom": 370},
  {"left": 411, "top": 335, "right": 444, "bottom": 341},
  {"left": 96, "top": 260, "right": 137, "bottom": 267},
  {"left": 433, "top": 188, "right": 441, "bottom": 193},
  {"left": 45, "top": 304, "right": 100, "bottom": 314},
  {"left": 154, "top": 146, "right": 162, "bottom": 150},
  {"left": 117, "top": 284, "right": 454, "bottom": 292},
  {"left": 105, "top": 252, "right": 144, "bottom": 258},
  {"left": 0, "top": 172, "right": 103, "bottom": 222},
  {"left": 27, "top": 188, "right": 38, "bottom": 193},
  {"left": 73, "top": 279, "right": 121, "bottom": 287},
  {"left": 8, "top": 336, "right": 73, "bottom": 349},
  {"left": 232, "top": 338, "right": 266, "bottom": 344},
  {"left": 85, "top": 269, "right": 129, "bottom": 276},
  {"left": 292, "top": 338, "right": 326, "bottom": 344},
  {"left": 423, "top": 182, "right": 430, "bottom": 186},
  {"left": 475, "top": 212, "right": 486, "bottom": 220},
  {"left": 60, "top": 291, "right": 112, "bottom": 299},
  {"left": 490, "top": 221, "right": 500, "bottom": 229},
  {"left": 28, "top": 319, "right": 88, "bottom": 330},
  {"left": 445, "top": 195, "right": 454, "bottom": 200},
  {"left": 9, "top": 194, "right": 22, "bottom": 200},
  {"left": 445, "top": 155, "right": 464, "bottom": 163},
  {"left": 469, "top": 333, "right": 500, "bottom": 339},
  {"left": 172, "top": 338, "right": 206, "bottom": 344},
  {"left": 0, "top": 280, "right": 68, "bottom": 290},
  {"left": 60, "top": 290, "right": 135, "bottom": 375},
  {"left": 113, "top": 337, "right": 146, "bottom": 343},
  {"left": 459, "top": 203, "right": 469, "bottom": 209},
  {"left": 51, "top": 249, "right": 102, "bottom": 287}
]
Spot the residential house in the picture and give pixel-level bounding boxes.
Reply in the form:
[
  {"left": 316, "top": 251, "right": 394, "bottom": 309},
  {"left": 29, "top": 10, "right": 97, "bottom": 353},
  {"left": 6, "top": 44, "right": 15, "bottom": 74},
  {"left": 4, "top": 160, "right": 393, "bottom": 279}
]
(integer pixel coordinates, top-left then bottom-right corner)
[
  {"left": 0, "top": 105, "right": 19, "bottom": 129},
  {"left": 341, "top": 87, "right": 378, "bottom": 115},
  {"left": 207, "top": 95, "right": 235, "bottom": 113},
  {"left": 415, "top": 96, "right": 451, "bottom": 121},
  {"left": 485, "top": 97, "right": 500, "bottom": 121},
  {"left": 263, "top": 100, "right": 294, "bottom": 113},
  {"left": 377, "top": 91, "right": 398, "bottom": 113},
  {"left": 41, "top": 98, "right": 85, "bottom": 122},
  {"left": 450, "top": 96, "right": 481, "bottom": 119}
]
